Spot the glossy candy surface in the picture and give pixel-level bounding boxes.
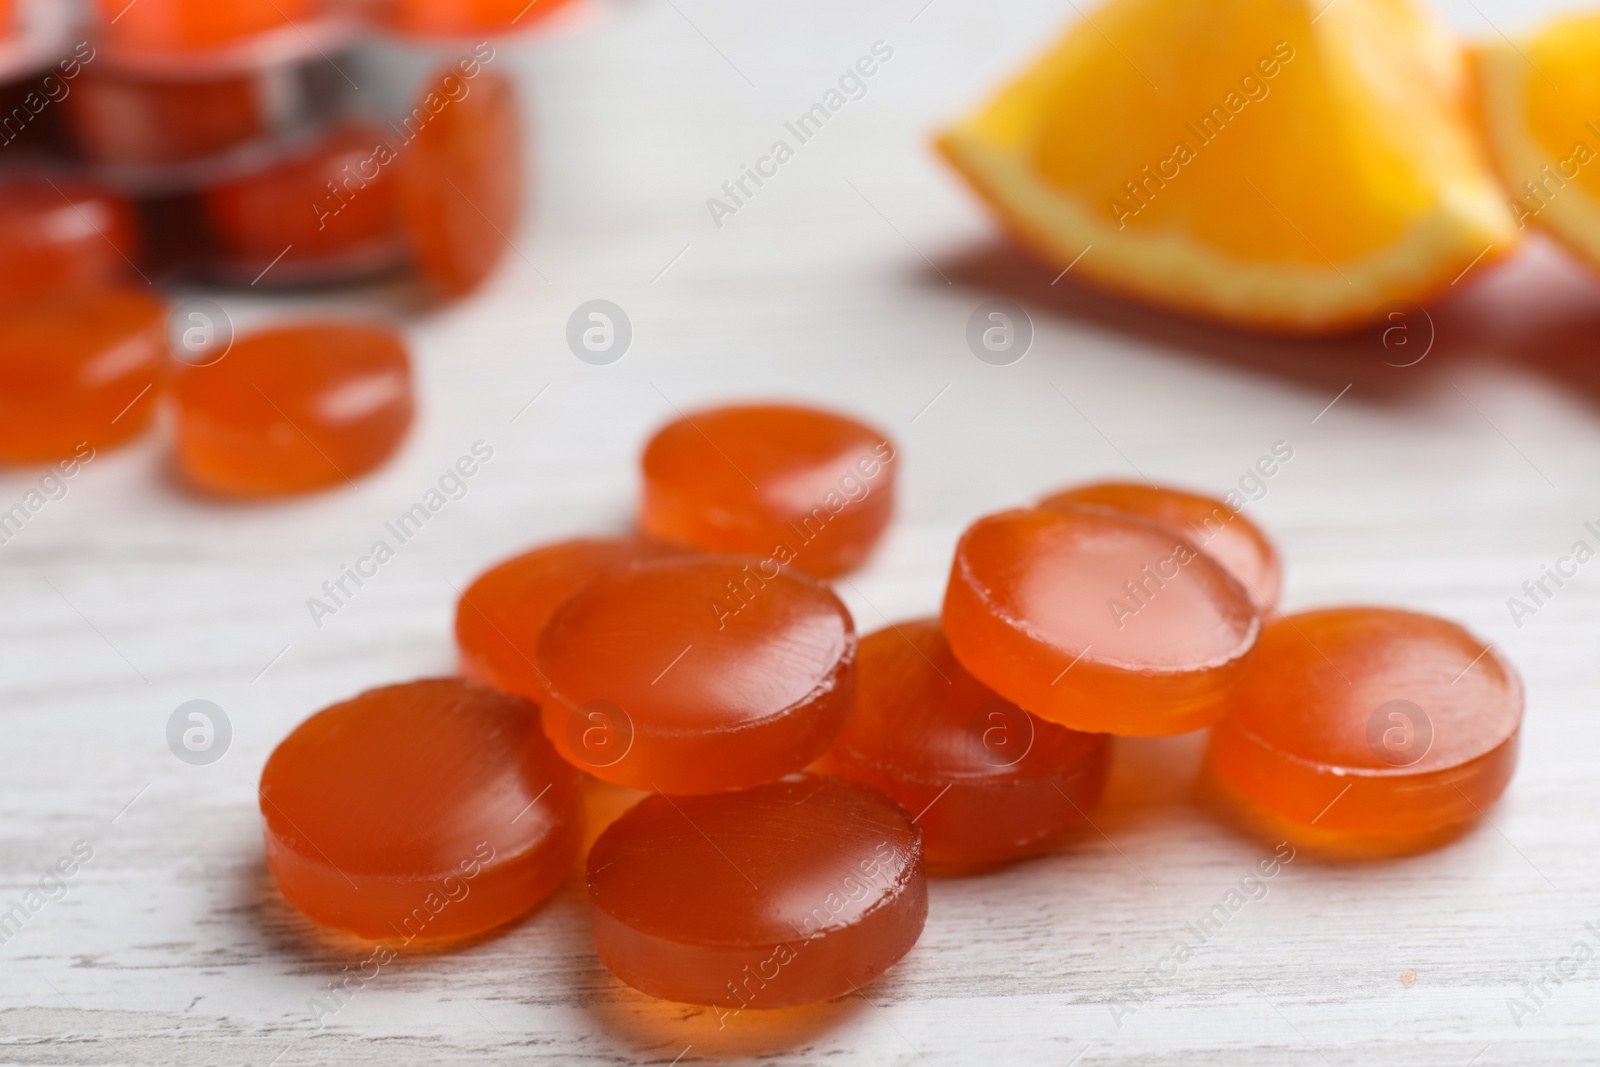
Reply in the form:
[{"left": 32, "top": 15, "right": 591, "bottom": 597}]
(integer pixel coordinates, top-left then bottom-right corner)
[
  {"left": 0, "top": 178, "right": 141, "bottom": 303},
  {"left": 640, "top": 404, "right": 896, "bottom": 577},
  {"left": 817, "top": 619, "right": 1109, "bottom": 870},
  {"left": 95, "top": 0, "right": 321, "bottom": 51},
  {"left": 0, "top": 288, "right": 165, "bottom": 463},
  {"left": 587, "top": 775, "right": 926, "bottom": 1008},
  {"left": 206, "top": 125, "right": 401, "bottom": 277},
  {"left": 536, "top": 555, "right": 856, "bottom": 793},
  {"left": 1039, "top": 481, "right": 1282, "bottom": 611},
  {"left": 260, "top": 678, "right": 580, "bottom": 941},
  {"left": 1207, "top": 607, "right": 1522, "bottom": 844},
  {"left": 942, "top": 507, "right": 1260, "bottom": 736},
  {"left": 172, "top": 322, "right": 413, "bottom": 496},
  {"left": 397, "top": 65, "right": 522, "bottom": 296},
  {"left": 455, "top": 537, "right": 681, "bottom": 702}
]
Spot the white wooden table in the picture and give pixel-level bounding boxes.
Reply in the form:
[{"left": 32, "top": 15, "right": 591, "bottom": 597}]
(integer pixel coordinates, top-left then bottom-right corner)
[{"left": 4, "top": 0, "right": 1597, "bottom": 1062}]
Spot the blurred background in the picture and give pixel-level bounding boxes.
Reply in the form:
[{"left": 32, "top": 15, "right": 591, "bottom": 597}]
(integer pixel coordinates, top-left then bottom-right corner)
[{"left": 5, "top": 0, "right": 1600, "bottom": 1063}]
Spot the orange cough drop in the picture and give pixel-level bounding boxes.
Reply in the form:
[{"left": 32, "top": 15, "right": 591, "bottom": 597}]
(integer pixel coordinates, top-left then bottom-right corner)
[
  {"left": 640, "top": 404, "right": 897, "bottom": 577},
  {"left": 817, "top": 619, "right": 1109, "bottom": 870},
  {"left": 942, "top": 507, "right": 1260, "bottom": 735},
  {"left": 172, "top": 322, "right": 413, "bottom": 497},
  {"left": 536, "top": 555, "right": 856, "bottom": 793},
  {"left": 587, "top": 775, "right": 926, "bottom": 1008},
  {"left": 260, "top": 678, "right": 581, "bottom": 941},
  {"left": 1207, "top": 607, "right": 1522, "bottom": 848}
]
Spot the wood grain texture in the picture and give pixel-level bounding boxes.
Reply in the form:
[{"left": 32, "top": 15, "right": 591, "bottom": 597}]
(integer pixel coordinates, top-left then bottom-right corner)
[{"left": 3, "top": 0, "right": 1597, "bottom": 1062}]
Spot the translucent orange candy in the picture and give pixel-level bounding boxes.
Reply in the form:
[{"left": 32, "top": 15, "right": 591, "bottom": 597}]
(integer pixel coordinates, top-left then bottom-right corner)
[
  {"left": 537, "top": 555, "right": 856, "bottom": 793},
  {"left": 95, "top": 0, "right": 321, "bottom": 52},
  {"left": 943, "top": 507, "right": 1260, "bottom": 735},
  {"left": 206, "top": 125, "right": 401, "bottom": 277},
  {"left": 587, "top": 775, "right": 926, "bottom": 1009},
  {"left": 455, "top": 537, "right": 680, "bottom": 702},
  {"left": 172, "top": 322, "right": 413, "bottom": 497},
  {"left": 0, "top": 288, "right": 165, "bottom": 463},
  {"left": 397, "top": 66, "right": 523, "bottom": 296},
  {"left": 377, "top": 0, "right": 577, "bottom": 35},
  {"left": 640, "top": 404, "right": 897, "bottom": 577},
  {"left": 66, "top": 70, "right": 265, "bottom": 167},
  {"left": 0, "top": 178, "right": 141, "bottom": 304},
  {"left": 261, "top": 679, "right": 580, "bottom": 940},
  {"left": 1207, "top": 607, "right": 1522, "bottom": 847},
  {"left": 817, "top": 619, "right": 1109, "bottom": 870},
  {"left": 1039, "top": 482, "right": 1282, "bottom": 611}
]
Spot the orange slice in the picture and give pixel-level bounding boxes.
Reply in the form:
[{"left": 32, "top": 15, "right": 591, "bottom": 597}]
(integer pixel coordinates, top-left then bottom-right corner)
[
  {"left": 1473, "top": 15, "right": 1600, "bottom": 272},
  {"left": 937, "top": 0, "right": 1516, "bottom": 333}
]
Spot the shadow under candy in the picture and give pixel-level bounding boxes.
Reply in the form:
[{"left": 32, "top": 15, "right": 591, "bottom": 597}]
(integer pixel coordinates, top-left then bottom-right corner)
[{"left": 935, "top": 232, "right": 1600, "bottom": 413}]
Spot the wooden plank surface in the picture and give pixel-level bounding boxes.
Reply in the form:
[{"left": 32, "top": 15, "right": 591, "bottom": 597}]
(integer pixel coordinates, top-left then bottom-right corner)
[{"left": 3, "top": 0, "right": 1597, "bottom": 1062}]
